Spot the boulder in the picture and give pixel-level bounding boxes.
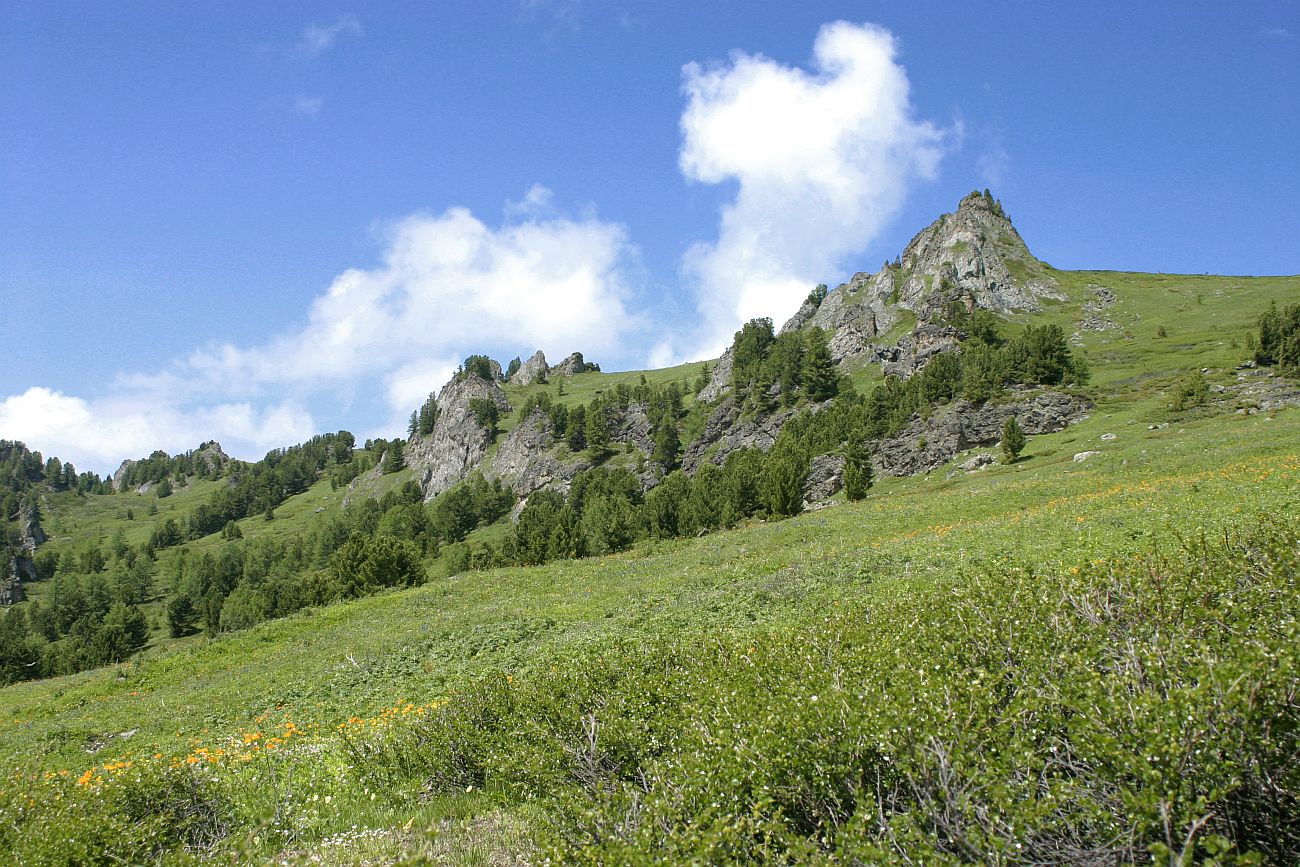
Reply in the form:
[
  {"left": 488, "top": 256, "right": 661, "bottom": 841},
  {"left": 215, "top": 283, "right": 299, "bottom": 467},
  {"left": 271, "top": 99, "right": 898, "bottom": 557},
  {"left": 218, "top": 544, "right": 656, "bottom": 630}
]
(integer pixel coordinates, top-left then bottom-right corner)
[
  {"left": 958, "top": 453, "right": 996, "bottom": 472},
  {"left": 1073, "top": 451, "right": 1101, "bottom": 463}
]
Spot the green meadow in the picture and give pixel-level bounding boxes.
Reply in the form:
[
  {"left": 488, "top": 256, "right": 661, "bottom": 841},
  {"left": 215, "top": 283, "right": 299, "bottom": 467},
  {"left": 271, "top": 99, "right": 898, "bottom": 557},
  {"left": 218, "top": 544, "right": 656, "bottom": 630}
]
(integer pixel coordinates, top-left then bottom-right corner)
[{"left": 1, "top": 269, "right": 1297, "bottom": 864}]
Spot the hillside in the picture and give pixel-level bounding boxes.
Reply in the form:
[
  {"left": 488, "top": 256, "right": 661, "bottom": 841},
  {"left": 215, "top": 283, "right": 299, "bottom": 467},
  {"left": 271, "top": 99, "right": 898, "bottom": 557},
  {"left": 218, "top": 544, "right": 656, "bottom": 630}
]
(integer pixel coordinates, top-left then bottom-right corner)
[{"left": 1, "top": 193, "right": 1298, "bottom": 864}]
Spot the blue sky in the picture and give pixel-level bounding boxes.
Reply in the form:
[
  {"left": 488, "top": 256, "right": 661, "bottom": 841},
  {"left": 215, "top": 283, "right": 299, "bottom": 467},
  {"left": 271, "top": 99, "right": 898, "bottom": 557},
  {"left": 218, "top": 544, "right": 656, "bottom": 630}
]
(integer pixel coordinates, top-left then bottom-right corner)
[{"left": 2, "top": 1, "right": 1297, "bottom": 473}]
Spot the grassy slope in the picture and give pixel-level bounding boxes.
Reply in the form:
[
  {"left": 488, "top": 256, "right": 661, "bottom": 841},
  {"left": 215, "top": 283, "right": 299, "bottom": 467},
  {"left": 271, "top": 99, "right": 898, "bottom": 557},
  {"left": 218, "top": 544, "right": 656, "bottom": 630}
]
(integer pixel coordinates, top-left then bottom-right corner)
[{"left": 2, "top": 269, "right": 1298, "bottom": 862}]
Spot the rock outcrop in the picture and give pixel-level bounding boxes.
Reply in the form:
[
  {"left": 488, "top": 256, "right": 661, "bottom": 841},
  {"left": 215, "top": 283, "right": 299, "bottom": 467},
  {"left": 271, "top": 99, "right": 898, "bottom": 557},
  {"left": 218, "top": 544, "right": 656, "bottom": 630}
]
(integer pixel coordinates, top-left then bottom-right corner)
[
  {"left": 803, "top": 453, "right": 846, "bottom": 505},
  {"left": 874, "top": 389, "right": 1091, "bottom": 477},
  {"left": 487, "top": 409, "right": 590, "bottom": 496},
  {"left": 195, "top": 441, "right": 230, "bottom": 475},
  {"left": 806, "top": 192, "right": 1063, "bottom": 367},
  {"left": 681, "top": 399, "right": 816, "bottom": 473},
  {"left": 2, "top": 556, "right": 34, "bottom": 605},
  {"left": 111, "top": 459, "right": 136, "bottom": 493},
  {"left": 407, "top": 371, "right": 512, "bottom": 501},
  {"left": 19, "top": 498, "right": 45, "bottom": 551},
  {"left": 698, "top": 191, "right": 1060, "bottom": 402},
  {"left": 697, "top": 350, "right": 734, "bottom": 403},
  {"left": 551, "top": 352, "right": 599, "bottom": 377},
  {"left": 510, "top": 350, "right": 549, "bottom": 386}
]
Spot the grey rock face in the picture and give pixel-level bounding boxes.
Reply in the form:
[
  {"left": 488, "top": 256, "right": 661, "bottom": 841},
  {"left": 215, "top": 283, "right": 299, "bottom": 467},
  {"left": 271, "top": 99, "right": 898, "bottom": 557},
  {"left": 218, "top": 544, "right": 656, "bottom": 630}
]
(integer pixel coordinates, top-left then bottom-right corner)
[
  {"left": 487, "top": 409, "right": 589, "bottom": 496},
  {"left": 874, "top": 390, "right": 1092, "bottom": 477},
  {"left": 111, "top": 459, "right": 136, "bottom": 493},
  {"left": 2, "top": 556, "right": 35, "bottom": 605},
  {"left": 697, "top": 349, "right": 734, "bottom": 403},
  {"left": 510, "top": 350, "right": 549, "bottom": 386},
  {"left": 681, "top": 398, "right": 814, "bottom": 473},
  {"left": 19, "top": 498, "right": 45, "bottom": 551},
  {"left": 551, "top": 352, "right": 599, "bottom": 377},
  {"left": 407, "top": 371, "right": 513, "bottom": 501},
  {"left": 803, "top": 453, "right": 845, "bottom": 504},
  {"left": 875, "top": 324, "right": 964, "bottom": 378},
  {"left": 807, "top": 192, "right": 1061, "bottom": 368},
  {"left": 196, "top": 442, "right": 229, "bottom": 475},
  {"left": 780, "top": 294, "right": 824, "bottom": 334}
]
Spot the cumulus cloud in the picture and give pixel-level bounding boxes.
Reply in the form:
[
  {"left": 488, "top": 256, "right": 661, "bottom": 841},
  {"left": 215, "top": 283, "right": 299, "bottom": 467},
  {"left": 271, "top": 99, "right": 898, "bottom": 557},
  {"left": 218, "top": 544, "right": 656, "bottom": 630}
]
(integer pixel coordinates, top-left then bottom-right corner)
[
  {"left": 298, "top": 15, "right": 362, "bottom": 57},
  {"left": 0, "top": 388, "right": 314, "bottom": 472},
  {"left": 155, "top": 192, "right": 636, "bottom": 397},
  {"left": 0, "top": 190, "right": 638, "bottom": 473},
  {"left": 672, "top": 21, "right": 947, "bottom": 360}
]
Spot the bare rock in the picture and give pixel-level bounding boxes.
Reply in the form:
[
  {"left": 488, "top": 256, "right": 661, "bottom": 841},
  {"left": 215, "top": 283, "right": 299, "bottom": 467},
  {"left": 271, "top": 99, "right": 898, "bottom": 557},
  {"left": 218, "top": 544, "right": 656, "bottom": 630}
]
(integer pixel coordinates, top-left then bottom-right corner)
[
  {"left": 803, "top": 453, "right": 845, "bottom": 504},
  {"left": 958, "top": 453, "right": 996, "bottom": 472},
  {"left": 2, "top": 555, "right": 35, "bottom": 605},
  {"left": 697, "top": 349, "right": 734, "bottom": 403},
  {"left": 551, "top": 352, "right": 599, "bottom": 377},
  {"left": 111, "top": 459, "right": 136, "bottom": 493},
  {"left": 487, "top": 409, "right": 589, "bottom": 496},
  {"left": 874, "top": 390, "right": 1092, "bottom": 477},
  {"left": 1073, "top": 451, "right": 1101, "bottom": 463},
  {"left": 510, "top": 350, "right": 549, "bottom": 386},
  {"left": 808, "top": 191, "right": 1061, "bottom": 369},
  {"left": 1100, "top": 433, "right": 1118, "bottom": 441},
  {"left": 407, "top": 371, "right": 513, "bottom": 501},
  {"left": 681, "top": 398, "right": 820, "bottom": 472}
]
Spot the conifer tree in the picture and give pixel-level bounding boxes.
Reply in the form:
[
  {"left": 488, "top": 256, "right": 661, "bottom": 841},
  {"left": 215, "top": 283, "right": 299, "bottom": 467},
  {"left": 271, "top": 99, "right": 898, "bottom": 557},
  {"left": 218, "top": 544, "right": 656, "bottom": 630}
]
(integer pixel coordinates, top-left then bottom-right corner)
[
  {"left": 1001, "top": 416, "right": 1025, "bottom": 464},
  {"left": 842, "top": 438, "right": 873, "bottom": 501}
]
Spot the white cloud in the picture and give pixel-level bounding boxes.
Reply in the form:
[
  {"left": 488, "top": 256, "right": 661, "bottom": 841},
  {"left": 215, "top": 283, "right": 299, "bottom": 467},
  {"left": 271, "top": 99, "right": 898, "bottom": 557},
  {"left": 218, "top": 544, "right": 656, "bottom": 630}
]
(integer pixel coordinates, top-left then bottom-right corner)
[
  {"left": 0, "top": 387, "right": 314, "bottom": 472},
  {"left": 0, "top": 190, "right": 638, "bottom": 473},
  {"left": 299, "top": 15, "right": 362, "bottom": 57},
  {"left": 156, "top": 191, "right": 636, "bottom": 397},
  {"left": 672, "top": 21, "right": 947, "bottom": 360}
]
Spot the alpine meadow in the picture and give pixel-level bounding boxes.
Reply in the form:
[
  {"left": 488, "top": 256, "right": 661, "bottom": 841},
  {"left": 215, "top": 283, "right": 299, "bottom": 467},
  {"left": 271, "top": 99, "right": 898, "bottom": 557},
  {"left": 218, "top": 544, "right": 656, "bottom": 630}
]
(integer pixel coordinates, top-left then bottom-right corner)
[{"left": 2, "top": 6, "right": 1298, "bottom": 866}]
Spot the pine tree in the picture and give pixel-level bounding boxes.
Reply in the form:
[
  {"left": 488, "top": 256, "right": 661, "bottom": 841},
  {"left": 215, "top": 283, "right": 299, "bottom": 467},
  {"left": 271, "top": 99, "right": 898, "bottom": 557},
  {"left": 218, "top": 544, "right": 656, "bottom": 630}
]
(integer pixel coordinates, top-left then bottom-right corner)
[
  {"left": 761, "top": 437, "right": 808, "bottom": 517},
  {"left": 382, "top": 440, "right": 406, "bottom": 474},
  {"left": 1001, "top": 416, "right": 1026, "bottom": 464},
  {"left": 800, "top": 327, "right": 839, "bottom": 402},
  {"left": 585, "top": 403, "right": 610, "bottom": 459},
  {"left": 653, "top": 422, "right": 680, "bottom": 472},
  {"left": 842, "top": 438, "right": 873, "bottom": 501}
]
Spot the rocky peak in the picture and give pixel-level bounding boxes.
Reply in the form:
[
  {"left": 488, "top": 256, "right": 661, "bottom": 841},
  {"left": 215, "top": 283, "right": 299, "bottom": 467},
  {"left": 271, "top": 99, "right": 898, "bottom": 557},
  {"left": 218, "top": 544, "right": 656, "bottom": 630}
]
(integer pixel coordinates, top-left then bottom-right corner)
[
  {"left": 406, "top": 369, "right": 512, "bottom": 501},
  {"left": 885, "top": 190, "right": 1062, "bottom": 317},
  {"left": 111, "top": 459, "right": 136, "bottom": 493},
  {"left": 196, "top": 441, "right": 229, "bottom": 474},
  {"left": 510, "top": 350, "right": 549, "bottom": 386}
]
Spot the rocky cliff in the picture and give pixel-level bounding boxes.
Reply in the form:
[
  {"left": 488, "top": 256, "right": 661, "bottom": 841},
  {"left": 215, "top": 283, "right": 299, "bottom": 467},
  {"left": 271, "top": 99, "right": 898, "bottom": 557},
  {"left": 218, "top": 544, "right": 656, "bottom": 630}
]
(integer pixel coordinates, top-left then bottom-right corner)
[{"left": 407, "top": 371, "right": 513, "bottom": 501}]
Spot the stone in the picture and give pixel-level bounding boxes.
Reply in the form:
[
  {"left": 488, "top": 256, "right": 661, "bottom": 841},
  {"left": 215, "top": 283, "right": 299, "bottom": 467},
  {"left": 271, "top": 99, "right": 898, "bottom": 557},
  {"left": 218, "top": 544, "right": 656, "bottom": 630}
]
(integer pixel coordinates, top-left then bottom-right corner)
[
  {"left": 510, "top": 350, "right": 549, "bottom": 386},
  {"left": 1073, "top": 451, "right": 1101, "bottom": 463},
  {"left": 1100, "top": 433, "right": 1118, "bottom": 441},
  {"left": 958, "top": 453, "right": 996, "bottom": 472}
]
